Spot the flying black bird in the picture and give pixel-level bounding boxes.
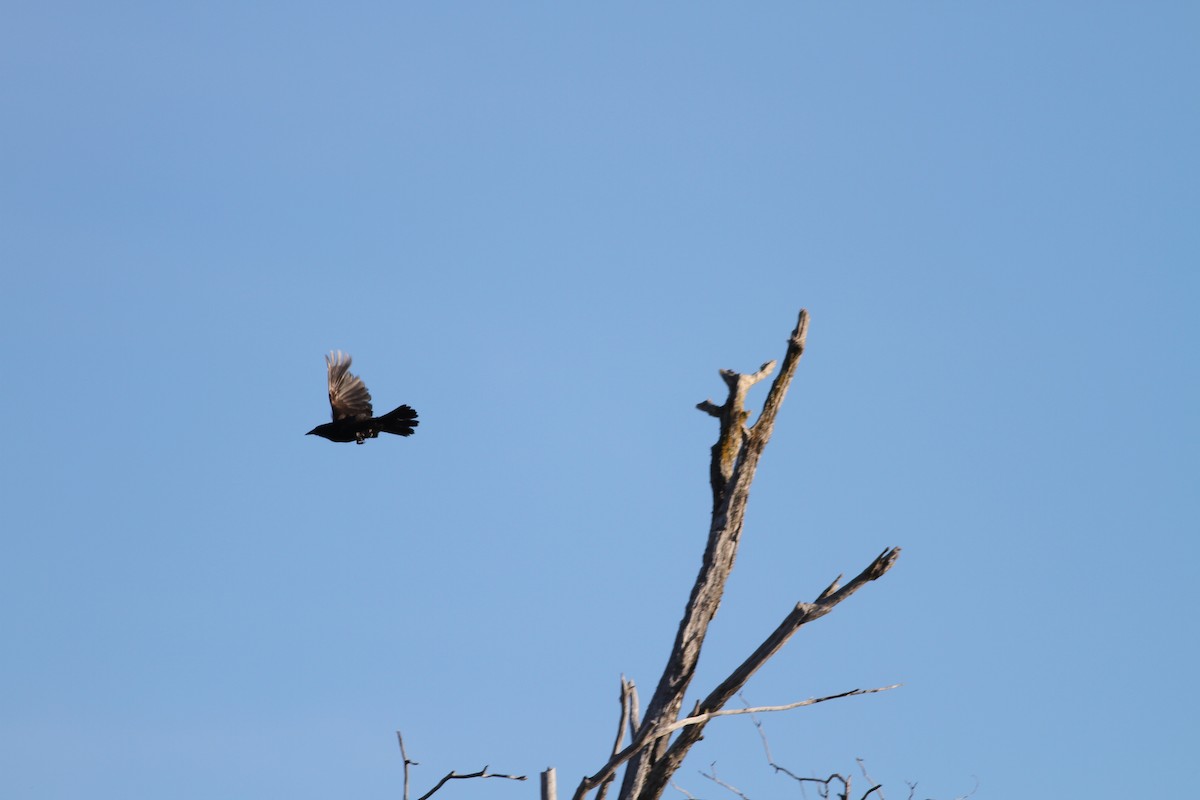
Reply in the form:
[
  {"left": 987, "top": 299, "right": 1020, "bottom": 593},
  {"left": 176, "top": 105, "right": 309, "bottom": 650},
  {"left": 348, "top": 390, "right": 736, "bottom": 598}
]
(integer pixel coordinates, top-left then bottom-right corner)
[{"left": 306, "top": 351, "right": 419, "bottom": 444}]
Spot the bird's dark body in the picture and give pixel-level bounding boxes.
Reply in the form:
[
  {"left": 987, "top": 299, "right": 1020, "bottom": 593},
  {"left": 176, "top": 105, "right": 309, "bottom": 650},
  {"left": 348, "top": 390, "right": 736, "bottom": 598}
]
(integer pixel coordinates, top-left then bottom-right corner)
[
  {"left": 307, "top": 351, "right": 419, "bottom": 444},
  {"left": 307, "top": 405, "right": 418, "bottom": 443}
]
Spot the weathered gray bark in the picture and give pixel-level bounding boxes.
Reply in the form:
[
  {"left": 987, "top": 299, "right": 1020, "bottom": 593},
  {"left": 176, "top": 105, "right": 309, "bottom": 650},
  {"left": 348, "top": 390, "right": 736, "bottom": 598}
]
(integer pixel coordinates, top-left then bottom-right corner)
[
  {"left": 570, "top": 309, "right": 900, "bottom": 800},
  {"left": 614, "top": 310, "right": 811, "bottom": 800}
]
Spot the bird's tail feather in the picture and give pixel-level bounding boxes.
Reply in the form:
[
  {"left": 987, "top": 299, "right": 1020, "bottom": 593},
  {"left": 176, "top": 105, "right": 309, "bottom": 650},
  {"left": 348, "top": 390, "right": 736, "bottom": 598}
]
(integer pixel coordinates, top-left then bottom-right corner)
[{"left": 378, "top": 404, "right": 419, "bottom": 437}]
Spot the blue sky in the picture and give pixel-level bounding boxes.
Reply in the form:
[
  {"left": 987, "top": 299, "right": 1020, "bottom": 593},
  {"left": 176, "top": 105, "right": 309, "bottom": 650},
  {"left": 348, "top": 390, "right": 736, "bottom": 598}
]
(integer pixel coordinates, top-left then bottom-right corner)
[{"left": 2, "top": 3, "right": 1197, "bottom": 799}]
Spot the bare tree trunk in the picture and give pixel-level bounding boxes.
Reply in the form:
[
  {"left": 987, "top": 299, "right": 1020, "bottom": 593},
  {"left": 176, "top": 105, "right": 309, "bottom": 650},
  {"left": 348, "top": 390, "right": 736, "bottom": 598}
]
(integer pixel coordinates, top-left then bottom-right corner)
[{"left": 615, "top": 310, "right": 810, "bottom": 800}]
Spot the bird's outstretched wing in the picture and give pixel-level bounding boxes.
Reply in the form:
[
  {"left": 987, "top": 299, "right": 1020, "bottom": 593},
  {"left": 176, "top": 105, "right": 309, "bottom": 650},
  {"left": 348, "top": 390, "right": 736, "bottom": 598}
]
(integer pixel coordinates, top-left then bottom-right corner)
[{"left": 326, "top": 351, "right": 373, "bottom": 420}]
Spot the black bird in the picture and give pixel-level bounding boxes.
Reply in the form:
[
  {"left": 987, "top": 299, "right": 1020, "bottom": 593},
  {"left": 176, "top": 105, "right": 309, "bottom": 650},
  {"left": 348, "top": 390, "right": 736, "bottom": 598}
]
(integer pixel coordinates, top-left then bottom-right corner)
[{"left": 306, "top": 351, "right": 419, "bottom": 444}]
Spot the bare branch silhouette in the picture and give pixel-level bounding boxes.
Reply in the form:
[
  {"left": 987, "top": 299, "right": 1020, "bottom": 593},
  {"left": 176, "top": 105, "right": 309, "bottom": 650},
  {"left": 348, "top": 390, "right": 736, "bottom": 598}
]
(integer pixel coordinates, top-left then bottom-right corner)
[
  {"left": 747, "top": 715, "right": 975, "bottom": 800},
  {"left": 699, "top": 762, "right": 751, "bottom": 800},
  {"left": 394, "top": 731, "right": 525, "bottom": 800},
  {"left": 415, "top": 767, "right": 527, "bottom": 800},
  {"left": 669, "top": 782, "right": 697, "bottom": 800}
]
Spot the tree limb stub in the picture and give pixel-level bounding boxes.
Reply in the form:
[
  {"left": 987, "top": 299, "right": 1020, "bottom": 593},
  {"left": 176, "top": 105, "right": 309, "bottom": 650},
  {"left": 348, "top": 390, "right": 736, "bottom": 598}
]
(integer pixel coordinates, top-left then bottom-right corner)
[{"left": 596, "top": 678, "right": 636, "bottom": 800}]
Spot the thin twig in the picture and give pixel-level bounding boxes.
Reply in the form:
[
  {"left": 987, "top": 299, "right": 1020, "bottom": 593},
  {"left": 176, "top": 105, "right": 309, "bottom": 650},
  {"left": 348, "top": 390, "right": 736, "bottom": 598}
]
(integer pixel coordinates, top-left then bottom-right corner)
[
  {"left": 659, "top": 685, "right": 900, "bottom": 737},
  {"left": 856, "top": 760, "right": 882, "bottom": 800},
  {"left": 796, "top": 774, "right": 849, "bottom": 800},
  {"left": 670, "top": 782, "right": 697, "bottom": 800},
  {"left": 740, "top": 693, "right": 774, "bottom": 767},
  {"left": 416, "top": 767, "right": 527, "bottom": 800},
  {"left": 742, "top": 695, "right": 806, "bottom": 784},
  {"left": 700, "top": 763, "right": 751, "bottom": 800},
  {"left": 951, "top": 776, "right": 980, "bottom": 800},
  {"left": 806, "top": 777, "right": 854, "bottom": 800}
]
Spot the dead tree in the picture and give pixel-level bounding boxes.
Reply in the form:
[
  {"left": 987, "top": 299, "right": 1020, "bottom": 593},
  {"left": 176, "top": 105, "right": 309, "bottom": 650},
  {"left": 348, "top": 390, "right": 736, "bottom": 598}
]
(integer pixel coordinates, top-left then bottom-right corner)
[
  {"left": 396, "top": 309, "right": 900, "bottom": 800},
  {"left": 569, "top": 309, "right": 901, "bottom": 800}
]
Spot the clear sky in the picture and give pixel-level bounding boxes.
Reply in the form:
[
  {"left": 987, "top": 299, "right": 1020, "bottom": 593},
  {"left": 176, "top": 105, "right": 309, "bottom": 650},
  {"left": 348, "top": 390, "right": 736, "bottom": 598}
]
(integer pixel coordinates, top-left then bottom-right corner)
[{"left": 2, "top": 4, "right": 1197, "bottom": 799}]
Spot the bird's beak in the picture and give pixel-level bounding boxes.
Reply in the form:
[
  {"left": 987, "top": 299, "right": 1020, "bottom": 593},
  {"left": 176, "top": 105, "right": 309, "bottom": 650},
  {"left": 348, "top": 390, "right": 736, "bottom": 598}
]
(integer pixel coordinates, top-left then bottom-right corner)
[{"left": 305, "top": 429, "right": 316, "bottom": 435}]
